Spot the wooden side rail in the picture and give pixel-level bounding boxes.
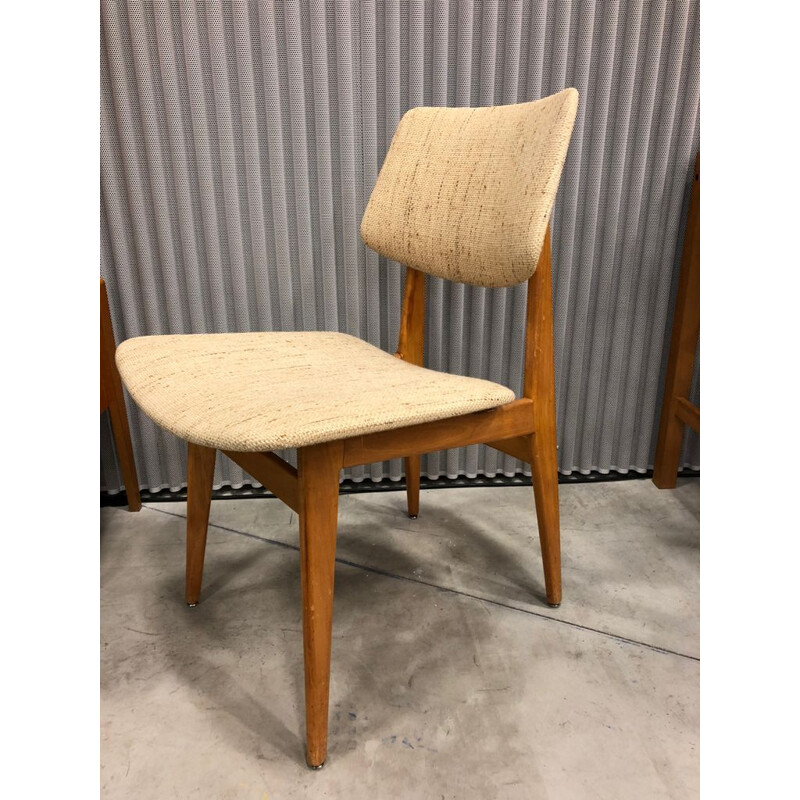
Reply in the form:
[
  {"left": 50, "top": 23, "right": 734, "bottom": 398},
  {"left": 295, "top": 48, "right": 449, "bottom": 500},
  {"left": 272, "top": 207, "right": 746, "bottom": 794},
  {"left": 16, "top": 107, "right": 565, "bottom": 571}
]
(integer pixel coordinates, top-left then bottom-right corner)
[
  {"left": 223, "top": 450, "right": 301, "bottom": 512},
  {"left": 674, "top": 397, "right": 700, "bottom": 433},
  {"left": 221, "top": 399, "right": 539, "bottom": 503},
  {"left": 486, "top": 434, "right": 533, "bottom": 463},
  {"left": 341, "top": 399, "right": 534, "bottom": 468}
]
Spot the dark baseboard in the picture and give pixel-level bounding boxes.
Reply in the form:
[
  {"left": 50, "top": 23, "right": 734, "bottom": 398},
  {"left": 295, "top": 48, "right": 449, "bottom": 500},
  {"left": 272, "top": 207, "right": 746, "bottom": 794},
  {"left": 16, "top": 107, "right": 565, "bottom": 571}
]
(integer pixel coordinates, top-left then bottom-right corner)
[{"left": 100, "top": 467, "right": 699, "bottom": 507}]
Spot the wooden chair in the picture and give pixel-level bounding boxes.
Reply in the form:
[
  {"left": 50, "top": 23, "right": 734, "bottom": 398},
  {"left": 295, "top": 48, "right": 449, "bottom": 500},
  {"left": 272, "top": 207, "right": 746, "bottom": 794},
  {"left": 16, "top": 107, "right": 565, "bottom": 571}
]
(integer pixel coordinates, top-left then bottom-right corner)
[
  {"left": 116, "top": 89, "right": 579, "bottom": 767},
  {"left": 653, "top": 153, "right": 700, "bottom": 488},
  {"left": 101, "top": 278, "right": 141, "bottom": 511}
]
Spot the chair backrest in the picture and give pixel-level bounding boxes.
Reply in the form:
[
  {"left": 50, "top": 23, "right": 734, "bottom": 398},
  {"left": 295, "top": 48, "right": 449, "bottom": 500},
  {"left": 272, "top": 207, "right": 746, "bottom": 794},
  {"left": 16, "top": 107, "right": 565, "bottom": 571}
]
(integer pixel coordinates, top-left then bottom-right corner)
[{"left": 361, "top": 88, "right": 578, "bottom": 289}]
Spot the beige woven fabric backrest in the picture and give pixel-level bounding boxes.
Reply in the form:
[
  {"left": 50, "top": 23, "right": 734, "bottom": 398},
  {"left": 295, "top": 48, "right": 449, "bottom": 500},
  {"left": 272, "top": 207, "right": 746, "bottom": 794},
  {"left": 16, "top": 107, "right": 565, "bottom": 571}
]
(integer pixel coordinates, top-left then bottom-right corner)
[{"left": 361, "top": 88, "right": 578, "bottom": 288}]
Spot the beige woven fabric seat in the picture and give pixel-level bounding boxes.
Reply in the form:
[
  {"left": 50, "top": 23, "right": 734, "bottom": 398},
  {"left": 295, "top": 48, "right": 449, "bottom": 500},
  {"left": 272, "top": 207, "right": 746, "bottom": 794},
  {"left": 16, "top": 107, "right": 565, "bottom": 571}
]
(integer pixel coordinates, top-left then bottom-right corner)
[{"left": 116, "top": 331, "right": 515, "bottom": 452}]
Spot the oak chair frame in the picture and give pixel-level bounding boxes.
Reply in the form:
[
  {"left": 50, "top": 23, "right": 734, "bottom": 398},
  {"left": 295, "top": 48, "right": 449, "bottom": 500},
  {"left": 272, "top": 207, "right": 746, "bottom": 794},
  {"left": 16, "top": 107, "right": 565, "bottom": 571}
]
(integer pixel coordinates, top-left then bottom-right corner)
[
  {"left": 653, "top": 153, "right": 700, "bottom": 488},
  {"left": 101, "top": 278, "right": 141, "bottom": 512},
  {"left": 185, "top": 226, "right": 560, "bottom": 768}
]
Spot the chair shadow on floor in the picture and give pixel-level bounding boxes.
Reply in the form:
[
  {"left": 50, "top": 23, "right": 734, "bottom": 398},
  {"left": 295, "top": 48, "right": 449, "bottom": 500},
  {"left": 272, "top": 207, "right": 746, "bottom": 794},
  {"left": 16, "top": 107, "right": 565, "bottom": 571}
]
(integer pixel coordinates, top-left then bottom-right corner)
[
  {"left": 159, "top": 558, "right": 304, "bottom": 761},
  {"left": 337, "top": 491, "right": 551, "bottom": 607},
  {"left": 154, "top": 521, "right": 499, "bottom": 761}
]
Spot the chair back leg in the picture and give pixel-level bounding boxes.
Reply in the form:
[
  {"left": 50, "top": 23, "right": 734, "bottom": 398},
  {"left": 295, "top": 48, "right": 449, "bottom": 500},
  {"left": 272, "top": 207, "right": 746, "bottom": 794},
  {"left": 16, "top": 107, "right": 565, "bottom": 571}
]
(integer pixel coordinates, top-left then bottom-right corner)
[
  {"left": 523, "top": 227, "right": 562, "bottom": 607},
  {"left": 107, "top": 400, "right": 143, "bottom": 512},
  {"left": 404, "top": 455, "right": 420, "bottom": 518},
  {"left": 529, "top": 430, "right": 562, "bottom": 607},
  {"left": 185, "top": 443, "right": 216, "bottom": 606},
  {"left": 297, "top": 440, "right": 343, "bottom": 768}
]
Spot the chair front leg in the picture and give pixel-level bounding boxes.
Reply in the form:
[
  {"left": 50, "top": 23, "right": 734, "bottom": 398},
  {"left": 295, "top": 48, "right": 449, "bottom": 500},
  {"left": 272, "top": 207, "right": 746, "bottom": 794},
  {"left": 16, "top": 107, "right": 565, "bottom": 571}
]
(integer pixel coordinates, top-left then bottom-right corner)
[
  {"left": 185, "top": 443, "right": 216, "bottom": 606},
  {"left": 297, "top": 440, "right": 343, "bottom": 769}
]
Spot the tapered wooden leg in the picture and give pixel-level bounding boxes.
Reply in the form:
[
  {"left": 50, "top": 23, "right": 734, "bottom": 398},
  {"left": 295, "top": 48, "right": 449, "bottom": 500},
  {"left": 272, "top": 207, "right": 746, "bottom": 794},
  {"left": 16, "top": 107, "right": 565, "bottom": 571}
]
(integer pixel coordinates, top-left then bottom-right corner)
[
  {"left": 107, "top": 398, "right": 142, "bottom": 512},
  {"left": 297, "top": 441, "right": 343, "bottom": 768},
  {"left": 530, "top": 429, "right": 561, "bottom": 607},
  {"left": 524, "top": 227, "right": 561, "bottom": 607},
  {"left": 653, "top": 405, "right": 689, "bottom": 489},
  {"left": 185, "top": 443, "right": 216, "bottom": 606},
  {"left": 405, "top": 455, "right": 420, "bottom": 519}
]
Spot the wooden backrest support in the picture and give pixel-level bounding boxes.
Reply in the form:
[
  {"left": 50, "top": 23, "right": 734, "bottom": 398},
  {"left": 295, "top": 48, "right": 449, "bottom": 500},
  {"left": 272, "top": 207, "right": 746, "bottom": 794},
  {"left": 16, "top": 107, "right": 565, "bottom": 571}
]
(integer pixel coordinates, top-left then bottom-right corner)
[
  {"left": 394, "top": 225, "right": 554, "bottom": 405},
  {"left": 364, "top": 93, "right": 576, "bottom": 401}
]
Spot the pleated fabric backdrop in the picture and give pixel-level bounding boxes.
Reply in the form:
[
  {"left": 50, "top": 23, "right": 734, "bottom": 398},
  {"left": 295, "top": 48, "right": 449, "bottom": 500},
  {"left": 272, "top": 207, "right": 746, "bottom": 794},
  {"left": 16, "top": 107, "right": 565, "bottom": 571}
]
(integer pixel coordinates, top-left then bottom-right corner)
[{"left": 100, "top": 0, "right": 700, "bottom": 493}]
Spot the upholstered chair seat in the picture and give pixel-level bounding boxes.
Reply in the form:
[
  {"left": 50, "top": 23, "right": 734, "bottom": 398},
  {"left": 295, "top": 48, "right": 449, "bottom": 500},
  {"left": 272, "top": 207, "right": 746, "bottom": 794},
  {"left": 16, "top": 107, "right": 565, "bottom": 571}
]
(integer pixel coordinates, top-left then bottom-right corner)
[{"left": 116, "top": 331, "right": 515, "bottom": 452}]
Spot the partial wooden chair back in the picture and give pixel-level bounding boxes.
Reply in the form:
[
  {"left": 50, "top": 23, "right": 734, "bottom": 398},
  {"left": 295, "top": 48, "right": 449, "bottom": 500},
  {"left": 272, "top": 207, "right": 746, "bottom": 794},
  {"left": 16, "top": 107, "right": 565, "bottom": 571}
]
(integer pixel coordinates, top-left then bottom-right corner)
[{"left": 101, "top": 279, "right": 141, "bottom": 511}]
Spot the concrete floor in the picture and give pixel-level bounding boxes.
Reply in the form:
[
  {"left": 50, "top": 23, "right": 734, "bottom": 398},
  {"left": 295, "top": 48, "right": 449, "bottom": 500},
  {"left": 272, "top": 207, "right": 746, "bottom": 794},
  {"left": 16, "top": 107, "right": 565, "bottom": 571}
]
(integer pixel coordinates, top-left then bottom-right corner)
[{"left": 101, "top": 478, "right": 699, "bottom": 799}]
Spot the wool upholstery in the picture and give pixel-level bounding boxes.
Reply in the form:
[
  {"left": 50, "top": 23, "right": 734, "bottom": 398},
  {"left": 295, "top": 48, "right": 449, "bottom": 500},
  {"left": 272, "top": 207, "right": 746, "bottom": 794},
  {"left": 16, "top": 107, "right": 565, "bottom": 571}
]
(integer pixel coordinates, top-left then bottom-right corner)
[
  {"left": 361, "top": 88, "right": 578, "bottom": 288},
  {"left": 116, "top": 332, "right": 515, "bottom": 452}
]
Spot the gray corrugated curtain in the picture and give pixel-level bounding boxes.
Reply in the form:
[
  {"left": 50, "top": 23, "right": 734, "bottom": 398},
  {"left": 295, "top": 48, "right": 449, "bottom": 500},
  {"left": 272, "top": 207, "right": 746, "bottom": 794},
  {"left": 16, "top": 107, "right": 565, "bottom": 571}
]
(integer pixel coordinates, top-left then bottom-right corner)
[{"left": 101, "top": 0, "right": 700, "bottom": 494}]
